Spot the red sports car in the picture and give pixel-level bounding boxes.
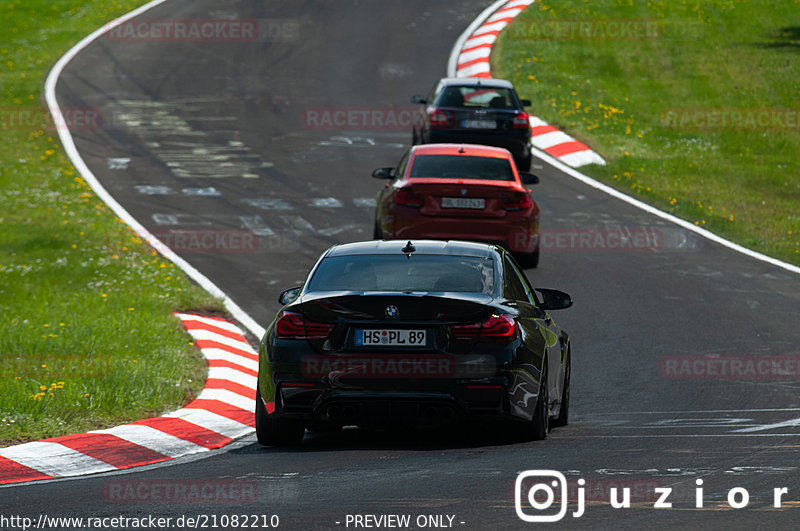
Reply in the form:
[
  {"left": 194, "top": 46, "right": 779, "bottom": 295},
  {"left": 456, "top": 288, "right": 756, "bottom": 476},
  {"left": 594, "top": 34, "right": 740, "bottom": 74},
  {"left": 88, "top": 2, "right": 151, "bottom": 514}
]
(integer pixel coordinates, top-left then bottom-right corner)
[{"left": 372, "top": 144, "right": 541, "bottom": 267}]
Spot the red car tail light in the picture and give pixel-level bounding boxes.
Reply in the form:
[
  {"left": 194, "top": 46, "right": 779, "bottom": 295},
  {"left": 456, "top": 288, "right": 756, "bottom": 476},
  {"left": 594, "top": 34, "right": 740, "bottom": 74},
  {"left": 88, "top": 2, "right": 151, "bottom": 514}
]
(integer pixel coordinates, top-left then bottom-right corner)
[
  {"left": 428, "top": 109, "right": 452, "bottom": 129},
  {"left": 451, "top": 314, "right": 519, "bottom": 342},
  {"left": 512, "top": 111, "right": 530, "bottom": 130},
  {"left": 394, "top": 188, "right": 424, "bottom": 208},
  {"left": 503, "top": 191, "right": 532, "bottom": 211},
  {"left": 275, "top": 311, "right": 333, "bottom": 340}
]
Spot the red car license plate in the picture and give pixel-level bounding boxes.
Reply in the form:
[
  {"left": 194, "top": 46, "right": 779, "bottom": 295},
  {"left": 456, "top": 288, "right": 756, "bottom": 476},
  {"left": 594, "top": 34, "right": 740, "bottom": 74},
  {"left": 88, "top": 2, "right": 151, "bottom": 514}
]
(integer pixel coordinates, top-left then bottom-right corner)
[{"left": 441, "top": 197, "right": 485, "bottom": 209}]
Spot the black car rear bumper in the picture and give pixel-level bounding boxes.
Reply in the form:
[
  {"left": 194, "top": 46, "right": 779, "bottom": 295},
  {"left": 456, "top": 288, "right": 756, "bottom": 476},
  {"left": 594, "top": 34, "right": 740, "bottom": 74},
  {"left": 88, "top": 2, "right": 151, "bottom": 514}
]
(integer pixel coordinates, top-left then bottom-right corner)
[{"left": 274, "top": 382, "right": 516, "bottom": 427}]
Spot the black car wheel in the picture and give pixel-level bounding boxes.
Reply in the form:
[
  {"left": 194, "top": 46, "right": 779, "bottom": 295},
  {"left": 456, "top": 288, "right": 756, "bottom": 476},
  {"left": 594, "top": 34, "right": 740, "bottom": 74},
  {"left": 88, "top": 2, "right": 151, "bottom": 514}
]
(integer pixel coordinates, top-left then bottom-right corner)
[
  {"left": 412, "top": 128, "right": 420, "bottom": 145},
  {"left": 528, "top": 363, "right": 549, "bottom": 440},
  {"left": 552, "top": 348, "right": 570, "bottom": 427},
  {"left": 373, "top": 220, "right": 383, "bottom": 240},
  {"left": 518, "top": 153, "right": 532, "bottom": 172},
  {"left": 516, "top": 248, "right": 540, "bottom": 269},
  {"left": 255, "top": 386, "right": 305, "bottom": 447}
]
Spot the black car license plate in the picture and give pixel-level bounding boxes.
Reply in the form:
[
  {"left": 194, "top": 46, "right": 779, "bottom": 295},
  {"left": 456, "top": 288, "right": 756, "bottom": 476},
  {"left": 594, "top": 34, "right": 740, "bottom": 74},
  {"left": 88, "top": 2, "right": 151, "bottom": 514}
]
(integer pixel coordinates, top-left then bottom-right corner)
[
  {"left": 355, "top": 329, "right": 427, "bottom": 347},
  {"left": 462, "top": 119, "right": 495, "bottom": 129}
]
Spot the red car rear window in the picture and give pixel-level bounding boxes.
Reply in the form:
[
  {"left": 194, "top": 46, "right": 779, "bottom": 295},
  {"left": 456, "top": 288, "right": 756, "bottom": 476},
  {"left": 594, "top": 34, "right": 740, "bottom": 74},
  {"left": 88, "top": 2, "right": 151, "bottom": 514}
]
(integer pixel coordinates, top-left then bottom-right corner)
[{"left": 409, "top": 155, "right": 514, "bottom": 182}]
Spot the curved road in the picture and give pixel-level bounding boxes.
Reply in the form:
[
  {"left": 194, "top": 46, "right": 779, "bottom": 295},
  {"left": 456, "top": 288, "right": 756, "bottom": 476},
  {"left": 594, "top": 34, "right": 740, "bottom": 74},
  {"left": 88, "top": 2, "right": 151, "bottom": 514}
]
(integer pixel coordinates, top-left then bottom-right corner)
[{"left": 4, "top": 0, "right": 800, "bottom": 528}]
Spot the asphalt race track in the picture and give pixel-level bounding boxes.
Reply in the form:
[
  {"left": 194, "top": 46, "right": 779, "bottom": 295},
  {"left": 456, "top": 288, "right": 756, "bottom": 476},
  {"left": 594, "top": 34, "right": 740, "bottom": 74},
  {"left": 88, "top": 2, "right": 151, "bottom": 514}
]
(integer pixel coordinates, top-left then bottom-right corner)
[{"left": 4, "top": 0, "right": 800, "bottom": 528}]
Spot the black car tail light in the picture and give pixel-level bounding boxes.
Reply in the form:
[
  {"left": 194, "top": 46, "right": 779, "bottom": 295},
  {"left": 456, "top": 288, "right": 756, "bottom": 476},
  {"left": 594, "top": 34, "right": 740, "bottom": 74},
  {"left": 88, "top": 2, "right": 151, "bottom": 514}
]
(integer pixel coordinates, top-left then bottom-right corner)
[
  {"left": 512, "top": 111, "right": 531, "bottom": 130},
  {"left": 275, "top": 311, "right": 333, "bottom": 340},
  {"left": 503, "top": 191, "right": 532, "bottom": 211},
  {"left": 451, "top": 314, "right": 519, "bottom": 342},
  {"left": 428, "top": 109, "right": 452, "bottom": 129},
  {"left": 394, "top": 189, "right": 424, "bottom": 208}
]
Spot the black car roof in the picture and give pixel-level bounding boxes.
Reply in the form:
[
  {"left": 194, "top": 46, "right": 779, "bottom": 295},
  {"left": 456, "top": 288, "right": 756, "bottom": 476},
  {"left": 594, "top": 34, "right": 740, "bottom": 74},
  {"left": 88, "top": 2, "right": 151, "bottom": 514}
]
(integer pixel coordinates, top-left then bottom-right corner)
[
  {"left": 438, "top": 77, "right": 516, "bottom": 90},
  {"left": 324, "top": 239, "right": 498, "bottom": 259}
]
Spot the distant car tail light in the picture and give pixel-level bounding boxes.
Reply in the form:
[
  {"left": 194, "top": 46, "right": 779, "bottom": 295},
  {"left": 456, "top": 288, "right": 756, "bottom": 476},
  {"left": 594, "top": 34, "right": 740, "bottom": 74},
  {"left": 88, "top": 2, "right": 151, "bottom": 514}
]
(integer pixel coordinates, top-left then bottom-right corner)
[
  {"left": 428, "top": 109, "right": 452, "bottom": 129},
  {"left": 451, "top": 314, "right": 518, "bottom": 342},
  {"left": 394, "top": 189, "right": 424, "bottom": 208},
  {"left": 512, "top": 111, "right": 530, "bottom": 130},
  {"left": 275, "top": 311, "right": 333, "bottom": 340},
  {"left": 503, "top": 191, "right": 532, "bottom": 211}
]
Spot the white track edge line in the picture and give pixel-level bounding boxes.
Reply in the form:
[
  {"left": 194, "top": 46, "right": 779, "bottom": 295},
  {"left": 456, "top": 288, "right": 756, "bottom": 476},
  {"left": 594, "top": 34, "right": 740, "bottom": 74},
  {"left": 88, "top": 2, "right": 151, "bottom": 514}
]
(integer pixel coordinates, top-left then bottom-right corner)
[
  {"left": 449, "top": 1, "right": 800, "bottom": 276},
  {"left": 44, "top": 0, "right": 267, "bottom": 338},
  {"left": 447, "top": 0, "right": 508, "bottom": 78}
]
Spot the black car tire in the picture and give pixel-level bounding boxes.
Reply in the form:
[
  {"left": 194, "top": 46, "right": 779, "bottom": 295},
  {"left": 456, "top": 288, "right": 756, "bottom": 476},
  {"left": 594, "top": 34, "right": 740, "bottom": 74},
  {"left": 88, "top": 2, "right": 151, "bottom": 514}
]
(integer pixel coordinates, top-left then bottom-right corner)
[
  {"left": 529, "top": 363, "right": 549, "bottom": 440},
  {"left": 517, "top": 248, "right": 540, "bottom": 269},
  {"left": 412, "top": 128, "right": 420, "bottom": 145},
  {"left": 255, "top": 387, "right": 305, "bottom": 447},
  {"left": 552, "top": 348, "right": 570, "bottom": 427},
  {"left": 518, "top": 153, "right": 532, "bottom": 172},
  {"left": 373, "top": 221, "right": 383, "bottom": 240}
]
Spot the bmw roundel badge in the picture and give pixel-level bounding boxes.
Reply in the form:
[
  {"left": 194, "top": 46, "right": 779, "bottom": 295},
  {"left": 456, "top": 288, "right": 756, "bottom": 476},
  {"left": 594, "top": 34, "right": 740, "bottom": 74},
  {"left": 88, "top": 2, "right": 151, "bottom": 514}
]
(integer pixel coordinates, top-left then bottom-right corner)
[{"left": 385, "top": 305, "right": 399, "bottom": 319}]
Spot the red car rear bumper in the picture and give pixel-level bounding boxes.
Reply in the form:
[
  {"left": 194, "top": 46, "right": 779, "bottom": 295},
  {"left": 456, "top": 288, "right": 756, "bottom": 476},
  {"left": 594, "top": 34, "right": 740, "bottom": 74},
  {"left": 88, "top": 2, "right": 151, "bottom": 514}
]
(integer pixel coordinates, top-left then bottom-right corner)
[{"left": 385, "top": 211, "right": 539, "bottom": 253}]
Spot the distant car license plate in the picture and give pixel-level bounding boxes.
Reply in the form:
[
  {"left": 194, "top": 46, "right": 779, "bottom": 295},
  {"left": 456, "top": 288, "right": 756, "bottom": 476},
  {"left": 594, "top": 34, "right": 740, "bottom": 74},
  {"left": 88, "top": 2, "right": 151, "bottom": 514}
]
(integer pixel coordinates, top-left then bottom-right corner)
[
  {"left": 441, "top": 197, "right": 485, "bottom": 209},
  {"left": 355, "top": 329, "right": 427, "bottom": 347},
  {"left": 462, "top": 119, "right": 495, "bottom": 129}
]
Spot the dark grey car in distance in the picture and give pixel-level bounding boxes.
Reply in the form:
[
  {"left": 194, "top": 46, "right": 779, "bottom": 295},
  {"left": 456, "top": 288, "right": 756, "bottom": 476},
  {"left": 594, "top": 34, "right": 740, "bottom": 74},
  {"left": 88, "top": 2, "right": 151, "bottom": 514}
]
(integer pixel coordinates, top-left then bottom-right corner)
[{"left": 411, "top": 77, "right": 533, "bottom": 170}]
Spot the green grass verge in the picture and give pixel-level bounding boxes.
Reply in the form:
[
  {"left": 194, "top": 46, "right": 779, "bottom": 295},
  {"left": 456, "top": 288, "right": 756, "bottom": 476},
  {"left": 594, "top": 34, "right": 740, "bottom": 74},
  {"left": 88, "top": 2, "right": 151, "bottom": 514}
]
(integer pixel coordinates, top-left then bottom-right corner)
[
  {"left": 494, "top": 0, "right": 799, "bottom": 263},
  {"left": 1, "top": 1, "right": 224, "bottom": 446}
]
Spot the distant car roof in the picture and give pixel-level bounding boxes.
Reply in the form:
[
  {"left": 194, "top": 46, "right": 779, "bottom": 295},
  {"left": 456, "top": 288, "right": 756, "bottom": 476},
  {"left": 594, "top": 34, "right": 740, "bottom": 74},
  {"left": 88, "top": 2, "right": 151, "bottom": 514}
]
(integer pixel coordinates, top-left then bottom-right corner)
[
  {"left": 324, "top": 239, "right": 499, "bottom": 259},
  {"left": 410, "top": 143, "right": 514, "bottom": 159},
  {"left": 437, "top": 77, "right": 516, "bottom": 90}
]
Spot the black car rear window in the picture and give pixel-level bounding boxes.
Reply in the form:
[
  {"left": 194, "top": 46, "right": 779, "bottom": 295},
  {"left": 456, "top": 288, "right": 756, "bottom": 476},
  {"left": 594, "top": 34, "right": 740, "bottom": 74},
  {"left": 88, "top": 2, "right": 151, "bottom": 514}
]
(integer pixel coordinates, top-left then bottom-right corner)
[
  {"left": 409, "top": 154, "right": 514, "bottom": 181},
  {"left": 308, "top": 255, "right": 494, "bottom": 294},
  {"left": 436, "top": 86, "right": 519, "bottom": 109}
]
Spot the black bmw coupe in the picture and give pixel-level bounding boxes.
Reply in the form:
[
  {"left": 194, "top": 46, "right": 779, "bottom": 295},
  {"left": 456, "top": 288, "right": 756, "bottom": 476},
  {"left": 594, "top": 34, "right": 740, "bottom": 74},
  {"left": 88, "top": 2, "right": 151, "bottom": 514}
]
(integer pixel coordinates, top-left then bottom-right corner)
[{"left": 256, "top": 240, "right": 572, "bottom": 446}]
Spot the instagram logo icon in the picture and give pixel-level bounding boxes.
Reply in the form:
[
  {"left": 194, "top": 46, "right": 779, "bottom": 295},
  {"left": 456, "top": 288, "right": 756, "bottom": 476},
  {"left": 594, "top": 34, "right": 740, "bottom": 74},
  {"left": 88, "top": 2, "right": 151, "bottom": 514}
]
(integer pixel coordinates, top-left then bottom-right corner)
[{"left": 515, "top": 470, "right": 582, "bottom": 522}]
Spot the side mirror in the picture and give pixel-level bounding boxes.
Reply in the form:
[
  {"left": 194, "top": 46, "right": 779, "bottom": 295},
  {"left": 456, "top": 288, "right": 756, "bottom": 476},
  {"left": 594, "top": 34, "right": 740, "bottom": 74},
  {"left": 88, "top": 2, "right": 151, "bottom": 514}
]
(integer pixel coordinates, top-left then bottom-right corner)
[
  {"left": 278, "top": 287, "right": 301, "bottom": 305},
  {"left": 520, "top": 172, "right": 539, "bottom": 185},
  {"left": 410, "top": 95, "right": 427, "bottom": 104},
  {"left": 520, "top": 98, "right": 532, "bottom": 107},
  {"left": 372, "top": 167, "right": 394, "bottom": 179},
  {"left": 537, "top": 288, "right": 572, "bottom": 311}
]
